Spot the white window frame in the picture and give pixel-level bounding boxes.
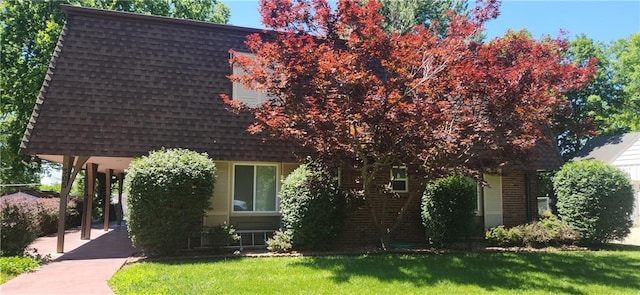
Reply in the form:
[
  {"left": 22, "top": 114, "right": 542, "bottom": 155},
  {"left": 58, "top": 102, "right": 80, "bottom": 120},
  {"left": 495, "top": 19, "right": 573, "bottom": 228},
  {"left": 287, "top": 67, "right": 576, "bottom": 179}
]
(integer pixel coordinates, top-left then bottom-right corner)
[
  {"left": 231, "top": 52, "right": 270, "bottom": 107},
  {"left": 232, "top": 163, "right": 279, "bottom": 213},
  {"left": 391, "top": 166, "right": 409, "bottom": 193}
]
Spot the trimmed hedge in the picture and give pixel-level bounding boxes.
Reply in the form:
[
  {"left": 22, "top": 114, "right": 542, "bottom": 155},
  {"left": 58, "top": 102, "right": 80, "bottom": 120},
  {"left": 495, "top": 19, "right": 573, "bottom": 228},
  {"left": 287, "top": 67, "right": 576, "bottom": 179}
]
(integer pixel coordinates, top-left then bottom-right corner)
[
  {"left": 422, "top": 175, "right": 477, "bottom": 246},
  {"left": 278, "top": 161, "right": 345, "bottom": 250},
  {"left": 125, "top": 148, "right": 216, "bottom": 256},
  {"left": 553, "top": 160, "right": 634, "bottom": 244}
]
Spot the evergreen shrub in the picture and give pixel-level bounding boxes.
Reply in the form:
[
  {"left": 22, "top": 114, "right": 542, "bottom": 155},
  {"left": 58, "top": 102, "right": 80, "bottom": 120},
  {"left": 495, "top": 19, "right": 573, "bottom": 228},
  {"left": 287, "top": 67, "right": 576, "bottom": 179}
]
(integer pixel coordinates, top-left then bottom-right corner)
[
  {"left": 553, "top": 160, "right": 634, "bottom": 243},
  {"left": 278, "top": 160, "right": 345, "bottom": 250},
  {"left": 421, "top": 175, "right": 477, "bottom": 246},
  {"left": 125, "top": 148, "right": 216, "bottom": 256}
]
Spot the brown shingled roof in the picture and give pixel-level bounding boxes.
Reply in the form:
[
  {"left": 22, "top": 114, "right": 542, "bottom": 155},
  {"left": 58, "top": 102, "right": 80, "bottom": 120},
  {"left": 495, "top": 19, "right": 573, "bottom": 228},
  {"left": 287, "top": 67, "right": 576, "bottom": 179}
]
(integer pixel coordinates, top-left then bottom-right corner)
[
  {"left": 20, "top": 5, "right": 298, "bottom": 163},
  {"left": 20, "top": 5, "right": 562, "bottom": 171}
]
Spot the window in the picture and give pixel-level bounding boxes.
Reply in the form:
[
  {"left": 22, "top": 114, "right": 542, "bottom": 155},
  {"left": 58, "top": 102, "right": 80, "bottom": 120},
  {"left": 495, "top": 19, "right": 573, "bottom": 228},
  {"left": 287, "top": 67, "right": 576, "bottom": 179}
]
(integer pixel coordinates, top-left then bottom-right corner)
[
  {"left": 232, "top": 52, "right": 269, "bottom": 107},
  {"left": 391, "top": 166, "right": 408, "bottom": 192},
  {"left": 233, "top": 164, "right": 278, "bottom": 212},
  {"left": 537, "top": 172, "right": 554, "bottom": 214}
]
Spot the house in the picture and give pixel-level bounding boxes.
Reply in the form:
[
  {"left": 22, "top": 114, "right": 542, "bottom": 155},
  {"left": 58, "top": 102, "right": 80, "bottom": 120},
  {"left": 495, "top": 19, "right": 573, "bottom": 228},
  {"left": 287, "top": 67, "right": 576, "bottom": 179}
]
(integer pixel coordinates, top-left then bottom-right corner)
[
  {"left": 19, "top": 5, "right": 562, "bottom": 251},
  {"left": 573, "top": 132, "right": 640, "bottom": 224},
  {"left": 0, "top": 190, "right": 60, "bottom": 200}
]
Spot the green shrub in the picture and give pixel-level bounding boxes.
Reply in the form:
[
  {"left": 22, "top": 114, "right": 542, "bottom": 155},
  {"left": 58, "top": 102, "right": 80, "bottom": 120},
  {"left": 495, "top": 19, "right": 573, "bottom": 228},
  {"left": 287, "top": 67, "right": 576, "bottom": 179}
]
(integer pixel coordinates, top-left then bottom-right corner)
[
  {"left": 279, "top": 161, "right": 345, "bottom": 250},
  {"left": 520, "top": 212, "right": 581, "bottom": 247},
  {"left": 266, "top": 230, "right": 293, "bottom": 253},
  {"left": 485, "top": 213, "right": 581, "bottom": 247},
  {"left": 422, "top": 175, "right": 477, "bottom": 246},
  {"left": 125, "top": 148, "right": 216, "bottom": 256},
  {"left": 553, "top": 160, "right": 634, "bottom": 244},
  {"left": 485, "top": 225, "right": 522, "bottom": 247},
  {"left": 202, "top": 223, "right": 240, "bottom": 250}
]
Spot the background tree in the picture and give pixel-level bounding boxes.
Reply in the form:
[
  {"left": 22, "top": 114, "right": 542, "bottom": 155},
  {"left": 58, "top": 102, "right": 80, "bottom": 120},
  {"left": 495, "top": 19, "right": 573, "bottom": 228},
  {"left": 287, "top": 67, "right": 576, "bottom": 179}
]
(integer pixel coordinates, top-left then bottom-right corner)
[
  {"left": 226, "top": 0, "right": 594, "bottom": 248},
  {"left": 555, "top": 33, "right": 640, "bottom": 159},
  {"left": 554, "top": 34, "right": 624, "bottom": 159},
  {"left": 0, "top": 0, "right": 229, "bottom": 191},
  {"left": 378, "top": 0, "right": 468, "bottom": 34},
  {"left": 610, "top": 33, "right": 640, "bottom": 131}
]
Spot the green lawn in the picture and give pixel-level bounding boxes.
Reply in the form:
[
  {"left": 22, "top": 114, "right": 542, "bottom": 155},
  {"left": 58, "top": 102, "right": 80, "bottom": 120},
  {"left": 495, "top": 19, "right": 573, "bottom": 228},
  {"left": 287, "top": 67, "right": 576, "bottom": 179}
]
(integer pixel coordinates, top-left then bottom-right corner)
[{"left": 109, "top": 248, "right": 640, "bottom": 294}]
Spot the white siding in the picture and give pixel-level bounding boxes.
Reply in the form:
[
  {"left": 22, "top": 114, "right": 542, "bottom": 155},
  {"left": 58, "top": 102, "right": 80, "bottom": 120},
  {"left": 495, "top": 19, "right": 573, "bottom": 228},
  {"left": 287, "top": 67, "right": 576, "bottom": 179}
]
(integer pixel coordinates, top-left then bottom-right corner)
[{"left": 613, "top": 138, "right": 640, "bottom": 168}]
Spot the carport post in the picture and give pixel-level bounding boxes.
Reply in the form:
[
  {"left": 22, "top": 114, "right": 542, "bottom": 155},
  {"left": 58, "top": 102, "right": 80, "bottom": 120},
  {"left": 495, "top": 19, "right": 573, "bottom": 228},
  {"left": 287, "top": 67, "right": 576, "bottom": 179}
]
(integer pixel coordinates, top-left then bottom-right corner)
[
  {"left": 81, "top": 163, "right": 98, "bottom": 240},
  {"left": 116, "top": 173, "right": 124, "bottom": 226},
  {"left": 57, "top": 156, "right": 89, "bottom": 253},
  {"left": 103, "top": 169, "right": 112, "bottom": 231}
]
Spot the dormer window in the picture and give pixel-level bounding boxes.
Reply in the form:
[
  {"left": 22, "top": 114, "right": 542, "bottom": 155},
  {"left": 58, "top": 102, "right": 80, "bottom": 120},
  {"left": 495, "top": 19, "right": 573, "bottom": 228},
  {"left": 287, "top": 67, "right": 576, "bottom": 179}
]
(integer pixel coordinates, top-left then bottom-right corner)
[{"left": 231, "top": 52, "right": 270, "bottom": 107}]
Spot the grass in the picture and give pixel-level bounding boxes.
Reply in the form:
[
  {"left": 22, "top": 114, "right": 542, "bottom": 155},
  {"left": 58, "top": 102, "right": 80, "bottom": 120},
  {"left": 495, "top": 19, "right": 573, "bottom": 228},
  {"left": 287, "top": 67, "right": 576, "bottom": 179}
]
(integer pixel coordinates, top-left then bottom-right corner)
[
  {"left": 109, "top": 247, "right": 640, "bottom": 294},
  {"left": 0, "top": 256, "right": 42, "bottom": 284}
]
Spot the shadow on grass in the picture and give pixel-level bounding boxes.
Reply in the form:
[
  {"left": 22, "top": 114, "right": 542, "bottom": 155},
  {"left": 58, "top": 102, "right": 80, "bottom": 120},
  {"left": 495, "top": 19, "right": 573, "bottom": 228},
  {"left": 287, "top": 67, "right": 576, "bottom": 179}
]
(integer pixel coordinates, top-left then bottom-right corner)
[{"left": 287, "top": 250, "right": 640, "bottom": 294}]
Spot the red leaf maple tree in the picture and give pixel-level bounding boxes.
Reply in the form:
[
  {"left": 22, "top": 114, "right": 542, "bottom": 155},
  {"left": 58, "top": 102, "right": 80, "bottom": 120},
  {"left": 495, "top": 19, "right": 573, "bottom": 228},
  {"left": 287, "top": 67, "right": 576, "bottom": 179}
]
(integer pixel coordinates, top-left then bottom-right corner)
[{"left": 223, "top": 0, "right": 595, "bottom": 248}]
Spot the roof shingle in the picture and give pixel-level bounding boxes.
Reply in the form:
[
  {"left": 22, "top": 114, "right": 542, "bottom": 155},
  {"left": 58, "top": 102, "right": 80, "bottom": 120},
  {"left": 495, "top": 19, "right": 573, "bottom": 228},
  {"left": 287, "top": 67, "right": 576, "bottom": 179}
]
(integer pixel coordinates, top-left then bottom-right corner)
[{"left": 20, "top": 5, "right": 297, "bottom": 163}]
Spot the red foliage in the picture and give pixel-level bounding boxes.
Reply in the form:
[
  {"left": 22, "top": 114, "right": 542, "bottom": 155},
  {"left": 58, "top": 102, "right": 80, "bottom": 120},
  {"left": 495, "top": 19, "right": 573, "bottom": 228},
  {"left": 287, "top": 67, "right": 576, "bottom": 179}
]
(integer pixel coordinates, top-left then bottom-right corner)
[{"left": 223, "top": 0, "right": 595, "bottom": 247}]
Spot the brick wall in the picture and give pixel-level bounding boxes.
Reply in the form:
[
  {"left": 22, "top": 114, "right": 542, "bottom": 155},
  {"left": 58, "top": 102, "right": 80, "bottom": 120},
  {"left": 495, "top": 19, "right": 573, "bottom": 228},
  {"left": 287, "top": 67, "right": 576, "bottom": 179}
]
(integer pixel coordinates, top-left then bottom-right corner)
[
  {"left": 501, "top": 170, "right": 538, "bottom": 227},
  {"left": 338, "top": 167, "right": 425, "bottom": 246},
  {"left": 337, "top": 167, "right": 539, "bottom": 246}
]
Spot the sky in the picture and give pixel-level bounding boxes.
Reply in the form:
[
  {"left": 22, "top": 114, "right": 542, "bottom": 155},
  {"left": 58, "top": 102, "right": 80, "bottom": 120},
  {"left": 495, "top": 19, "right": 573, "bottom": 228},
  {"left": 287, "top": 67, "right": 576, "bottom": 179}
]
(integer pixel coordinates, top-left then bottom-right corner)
[{"left": 224, "top": 0, "right": 640, "bottom": 43}]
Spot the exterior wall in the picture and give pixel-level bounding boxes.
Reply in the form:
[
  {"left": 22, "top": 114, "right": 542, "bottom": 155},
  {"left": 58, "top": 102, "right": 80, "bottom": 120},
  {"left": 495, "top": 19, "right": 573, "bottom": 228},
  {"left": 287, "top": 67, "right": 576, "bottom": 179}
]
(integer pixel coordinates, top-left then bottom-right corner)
[
  {"left": 338, "top": 168, "right": 538, "bottom": 245},
  {"left": 203, "top": 161, "right": 300, "bottom": 229},
  {"left": 338, "top": 167, "right": 425, "bottom": 246},
  {"left": 501, "top": 170, "right": 537, "bottom": 227}
]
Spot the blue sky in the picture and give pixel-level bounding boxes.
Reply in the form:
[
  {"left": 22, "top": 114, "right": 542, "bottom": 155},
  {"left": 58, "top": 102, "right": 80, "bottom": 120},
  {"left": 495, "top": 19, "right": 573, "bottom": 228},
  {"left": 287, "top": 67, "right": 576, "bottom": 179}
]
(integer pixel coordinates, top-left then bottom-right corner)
[{"left": 223, "top": 0, "right": 640, "bottom": 43}]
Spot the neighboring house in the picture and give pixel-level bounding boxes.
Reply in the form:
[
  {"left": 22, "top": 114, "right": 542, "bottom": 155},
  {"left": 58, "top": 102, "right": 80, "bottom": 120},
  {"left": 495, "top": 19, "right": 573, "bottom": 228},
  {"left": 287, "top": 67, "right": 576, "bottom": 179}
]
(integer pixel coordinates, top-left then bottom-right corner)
[
  {"left": 20, "top": 6, "right": 562, "bottom": 249},
  {"left": 574, "top": 132, "right": 640, "bottom": 224},
  {"left": 0, "top": 190, "right": 60, "bottom": 200}
]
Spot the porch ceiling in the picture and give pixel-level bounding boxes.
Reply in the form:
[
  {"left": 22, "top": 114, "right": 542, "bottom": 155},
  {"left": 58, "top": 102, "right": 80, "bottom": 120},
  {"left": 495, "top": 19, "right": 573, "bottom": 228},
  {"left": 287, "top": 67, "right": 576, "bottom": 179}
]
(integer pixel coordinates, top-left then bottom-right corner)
[{"left": 37, "top": 154, "right": 133, "bottom": 174}]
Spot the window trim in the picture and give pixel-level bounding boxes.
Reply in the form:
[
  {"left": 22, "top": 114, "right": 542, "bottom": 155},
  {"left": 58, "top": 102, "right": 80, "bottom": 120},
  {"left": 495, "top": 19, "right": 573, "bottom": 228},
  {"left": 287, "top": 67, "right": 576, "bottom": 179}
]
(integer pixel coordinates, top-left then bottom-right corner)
[
  {"left": 231, "top": 163, "right": 279, "bottom": 213},
  {"left": 390, "top": 166, "right": 409, "bottom": 193}
]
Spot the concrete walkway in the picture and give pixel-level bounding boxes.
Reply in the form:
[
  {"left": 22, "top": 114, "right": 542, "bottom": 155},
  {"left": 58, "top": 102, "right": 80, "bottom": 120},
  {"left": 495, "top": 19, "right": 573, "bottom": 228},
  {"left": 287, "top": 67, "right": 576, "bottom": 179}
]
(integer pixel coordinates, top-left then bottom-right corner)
[
  {"left": 619, "top": 226, "right": 640, "bottom": 246},
  {"left": 1, "top": 222, "right": 137, "bottom": 295}
]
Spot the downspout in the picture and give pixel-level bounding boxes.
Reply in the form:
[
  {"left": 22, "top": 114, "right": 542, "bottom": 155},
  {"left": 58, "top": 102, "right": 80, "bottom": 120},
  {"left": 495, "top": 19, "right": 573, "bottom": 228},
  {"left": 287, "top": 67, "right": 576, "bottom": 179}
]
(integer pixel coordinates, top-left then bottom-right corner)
[{"left": 524, "top": 171, "right": 532, "bottom": 221}]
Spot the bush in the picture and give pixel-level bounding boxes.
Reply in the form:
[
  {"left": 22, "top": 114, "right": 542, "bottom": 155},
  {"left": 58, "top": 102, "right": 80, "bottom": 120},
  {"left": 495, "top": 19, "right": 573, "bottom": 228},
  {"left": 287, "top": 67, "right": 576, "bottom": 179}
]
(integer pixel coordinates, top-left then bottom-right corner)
[
  {"left": 422, "top": 175, "right": 477, "bottom": 246},
  {"left": 279, "top": 160, "right": 345, "bottom": 250},
  {"left": 202, "top": 223, "right": 240, "bottom": 250},
  {"left": 36, "top": 198, "right": 60, "bottom": 235},
  {"left": 485, "top": 212, "right": 580, "bottom": 247},
  {"left": 553, "top": 160, "right": 634, "bottom": 244},
  {"left": 125, "top": 148, "right": 216, "bottom": 256},
  {"left": 266, "top": 230, "right": 293, "bottom": 253},
  {"left": 0, "top": 197, "right": 40, "bottom": 256}
]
